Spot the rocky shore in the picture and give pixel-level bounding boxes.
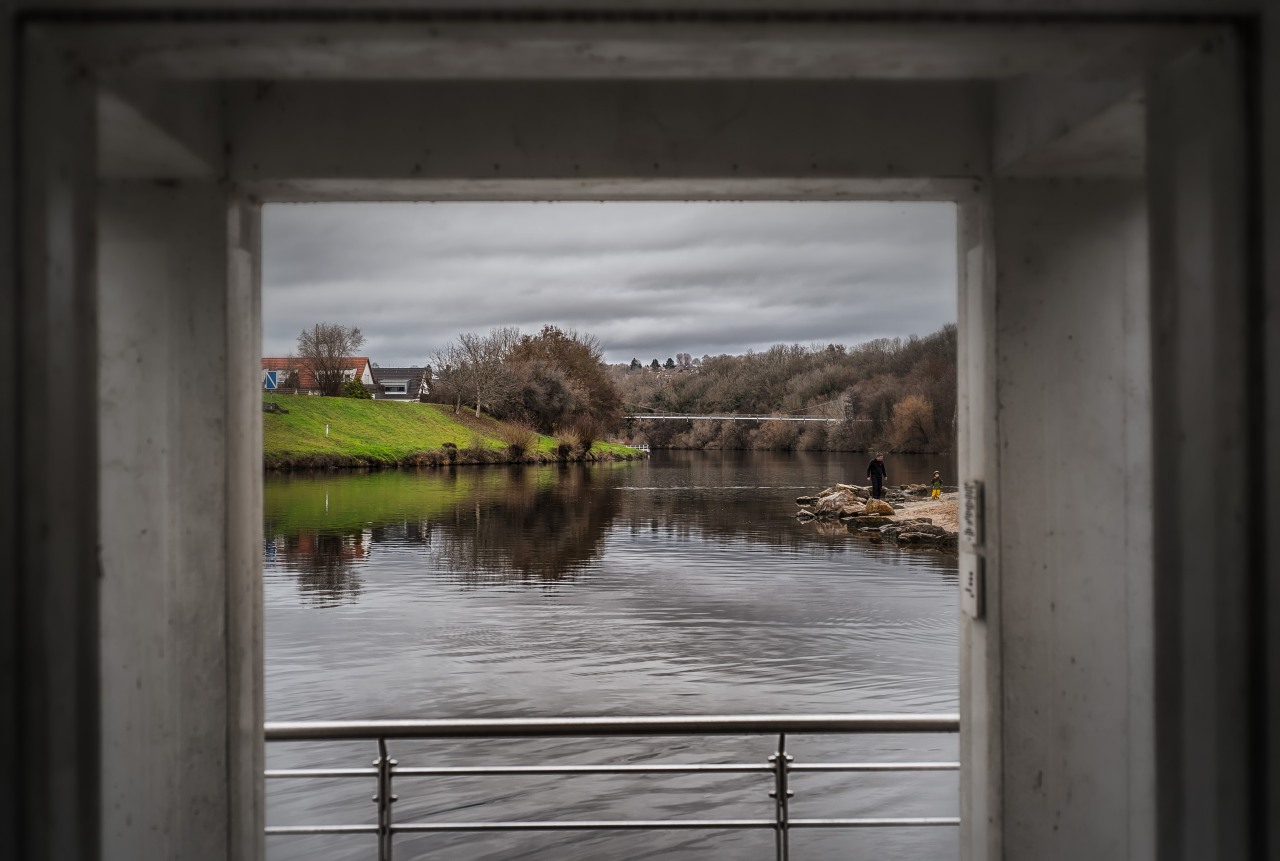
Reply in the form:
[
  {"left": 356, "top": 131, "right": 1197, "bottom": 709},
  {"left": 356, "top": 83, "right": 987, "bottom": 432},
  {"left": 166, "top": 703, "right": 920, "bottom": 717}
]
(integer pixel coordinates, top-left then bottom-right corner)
[{"left": 795, "top": 482, "right": 960, "bottom": 551}]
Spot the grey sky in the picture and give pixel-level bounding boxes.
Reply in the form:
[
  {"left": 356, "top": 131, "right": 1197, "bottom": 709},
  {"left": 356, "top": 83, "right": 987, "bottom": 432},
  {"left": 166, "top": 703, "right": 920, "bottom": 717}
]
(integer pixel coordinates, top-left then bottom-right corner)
[{"left": 263, "top": 202, "right": 957, "bottom": 366}]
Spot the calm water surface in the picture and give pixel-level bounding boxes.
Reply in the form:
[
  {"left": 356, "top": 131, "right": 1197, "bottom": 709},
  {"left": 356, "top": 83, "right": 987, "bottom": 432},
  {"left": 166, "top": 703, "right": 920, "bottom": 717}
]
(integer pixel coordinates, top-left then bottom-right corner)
[{"left": 265, "top": 450, "right": 959, "bottom": 860}]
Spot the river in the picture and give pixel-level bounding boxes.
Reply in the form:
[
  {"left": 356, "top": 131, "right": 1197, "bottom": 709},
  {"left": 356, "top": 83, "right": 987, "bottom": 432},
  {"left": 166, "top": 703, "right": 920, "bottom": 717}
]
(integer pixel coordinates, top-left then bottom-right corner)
[{"left": 264, "top": 450, "right": 959, "bottom": 860}]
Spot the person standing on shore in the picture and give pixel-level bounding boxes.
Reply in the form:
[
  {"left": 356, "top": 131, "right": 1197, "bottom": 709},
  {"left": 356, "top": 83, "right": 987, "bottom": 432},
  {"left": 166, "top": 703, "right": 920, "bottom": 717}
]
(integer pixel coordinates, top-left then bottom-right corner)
[
  {"left": 867, "top": 452, "right": 888, "bottom": 500},
  {"left": 931, "top": 470, "right": 943, "bottom": 499}
]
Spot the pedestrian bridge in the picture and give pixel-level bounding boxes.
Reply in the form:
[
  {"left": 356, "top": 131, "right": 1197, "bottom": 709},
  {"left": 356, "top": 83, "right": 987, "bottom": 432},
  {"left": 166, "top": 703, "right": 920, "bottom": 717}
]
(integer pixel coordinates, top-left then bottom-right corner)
[{"left": 626, "top": 413, "right": 844, "bottom": 423}]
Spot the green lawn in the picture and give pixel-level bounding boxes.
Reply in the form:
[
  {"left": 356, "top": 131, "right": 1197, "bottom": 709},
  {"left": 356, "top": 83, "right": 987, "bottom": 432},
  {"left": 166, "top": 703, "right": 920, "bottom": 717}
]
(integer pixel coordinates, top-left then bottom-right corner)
[{"left": 262, "top": 395, "right": 638, "bottom": 467}]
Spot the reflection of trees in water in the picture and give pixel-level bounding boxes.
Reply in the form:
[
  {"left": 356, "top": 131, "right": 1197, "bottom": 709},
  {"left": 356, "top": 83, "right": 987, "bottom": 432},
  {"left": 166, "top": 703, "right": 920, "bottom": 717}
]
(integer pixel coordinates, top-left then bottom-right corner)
[
  {"left": 263, "top": 467, "right": 623, "bottom": 601},
  {"left": 432, "top": 467, "right": 621, "bottom": 582},
  {"left": 267, "top": 529, "right": 367, "bottom": 606},
  {"left": 264, "top": 455, "right": 955, "bottom": 606},
  {"left": 618, "top": 490, "right": 822, "bottom": 551}
]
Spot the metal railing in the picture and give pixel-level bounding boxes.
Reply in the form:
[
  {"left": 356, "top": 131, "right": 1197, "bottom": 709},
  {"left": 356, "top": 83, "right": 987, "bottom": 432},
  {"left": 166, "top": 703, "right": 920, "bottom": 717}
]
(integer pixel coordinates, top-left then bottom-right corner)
[
  {"left": 265, "top": 713, "right": 959, "bottom": 860},
  {"left": 626, "top": 413, "right": 846, "bottom": 423}
]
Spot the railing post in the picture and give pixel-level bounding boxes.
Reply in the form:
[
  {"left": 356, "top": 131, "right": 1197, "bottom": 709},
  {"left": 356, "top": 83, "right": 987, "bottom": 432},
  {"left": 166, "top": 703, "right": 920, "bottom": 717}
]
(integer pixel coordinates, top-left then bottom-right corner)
[
  {"left": 373, "top": 737, "right": 397, "bottom": 861},
  {"left": 768, "top": 733, "right": 793, "bottom": 861}
]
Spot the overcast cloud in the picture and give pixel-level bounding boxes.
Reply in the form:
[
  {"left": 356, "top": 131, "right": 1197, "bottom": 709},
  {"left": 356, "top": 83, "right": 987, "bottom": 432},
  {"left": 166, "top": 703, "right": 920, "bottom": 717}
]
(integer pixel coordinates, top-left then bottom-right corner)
[{"left": 263, "top": 202, "right": 957, "bottom": 366}]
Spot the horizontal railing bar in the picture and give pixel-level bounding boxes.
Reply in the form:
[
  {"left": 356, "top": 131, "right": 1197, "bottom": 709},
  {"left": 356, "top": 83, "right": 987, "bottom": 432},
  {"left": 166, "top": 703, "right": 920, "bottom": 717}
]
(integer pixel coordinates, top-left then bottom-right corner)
[
  {"left": 261, "top": 762, "right": 958, "bottom": 779},
  {"left": 790, "top": 817, "right": 961, "bottom": 827},
  {"left": 264, "top": 713, "right": 959, "bottom": 742},
  {"left": 380, "top": 817, "right": 960, "bottom": 833},
  {"left": 791, "top": 762, "right": 960, "bottom": 772},
  {"left": 392, "top": 819, "right": 777, "bottom": 832},
  {"left": 266, "top": 768, "right": 378, "bottom": 779},
  {"left": 263, "top": 817, "right": 962, "bottom": 837},
  {"left": 266, "top": 825, "right": 379, "bottom": 835},
  {"left": 395, "top": 764, "right": 768, "bottom": 776},
  {"left": 389, "top": 762, "right": 959, "bottom": 777}
]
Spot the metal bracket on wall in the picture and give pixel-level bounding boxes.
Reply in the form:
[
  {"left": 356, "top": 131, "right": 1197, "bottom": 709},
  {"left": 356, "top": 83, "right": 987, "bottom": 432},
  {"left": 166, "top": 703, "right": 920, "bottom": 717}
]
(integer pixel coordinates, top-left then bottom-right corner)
[{"left": 960, "top": 480, "right": 985, "bottom": 620}]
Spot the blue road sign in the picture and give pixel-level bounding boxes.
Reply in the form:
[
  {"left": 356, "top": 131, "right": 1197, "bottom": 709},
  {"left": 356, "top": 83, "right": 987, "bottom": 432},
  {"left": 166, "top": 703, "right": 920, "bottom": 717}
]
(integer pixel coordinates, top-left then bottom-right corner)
[{"left": 264, "top": 370, "right": 278, "bottom": 390}]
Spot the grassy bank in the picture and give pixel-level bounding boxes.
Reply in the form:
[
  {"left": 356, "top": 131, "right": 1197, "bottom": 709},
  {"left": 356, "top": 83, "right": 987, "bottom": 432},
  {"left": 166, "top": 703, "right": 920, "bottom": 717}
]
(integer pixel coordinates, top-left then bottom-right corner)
[{"left": 262, "top": 395, "right": 641, "bottom": 469}]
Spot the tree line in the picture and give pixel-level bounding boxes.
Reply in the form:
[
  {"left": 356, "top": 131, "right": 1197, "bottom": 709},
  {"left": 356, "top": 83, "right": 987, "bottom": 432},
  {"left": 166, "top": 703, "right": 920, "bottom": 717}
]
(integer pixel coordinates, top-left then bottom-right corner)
[
  {"left": 292, "top": 321, "right": 958, "bottom": 453},
  {"left": 612, "top": 325, "right": 957, "bottom": 453}
]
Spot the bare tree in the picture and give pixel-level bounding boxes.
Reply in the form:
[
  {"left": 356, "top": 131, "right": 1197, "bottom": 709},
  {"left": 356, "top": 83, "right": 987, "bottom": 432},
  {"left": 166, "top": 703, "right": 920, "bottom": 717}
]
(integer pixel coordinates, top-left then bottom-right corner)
[
  {"left": 296, "top": 323, "right": 366, "bottom": 396},
  {"left": 889, "top": 393, "right": 934, "bottom": 450},
  {"left": 433, "top": 327, "right": 519, "bottom": 417}
]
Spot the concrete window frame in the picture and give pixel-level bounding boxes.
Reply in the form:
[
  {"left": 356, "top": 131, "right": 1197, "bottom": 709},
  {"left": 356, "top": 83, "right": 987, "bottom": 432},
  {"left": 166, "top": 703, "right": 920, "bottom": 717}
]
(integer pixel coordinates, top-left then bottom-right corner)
[{"left": 4, "top": 9, "right": 1277, "bottom": 861}]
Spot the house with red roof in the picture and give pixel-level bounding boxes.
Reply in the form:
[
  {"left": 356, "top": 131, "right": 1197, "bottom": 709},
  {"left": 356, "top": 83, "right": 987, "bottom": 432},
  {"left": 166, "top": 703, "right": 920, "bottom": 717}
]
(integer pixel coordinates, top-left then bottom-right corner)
[{"left": 262, "top": 356, "right": 373, "bottom": 395}]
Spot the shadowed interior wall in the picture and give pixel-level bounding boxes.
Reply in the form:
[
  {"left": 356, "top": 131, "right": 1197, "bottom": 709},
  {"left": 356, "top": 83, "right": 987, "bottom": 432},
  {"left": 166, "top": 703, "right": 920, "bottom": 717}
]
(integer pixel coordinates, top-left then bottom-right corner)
[
  {"left": 993, "top": 179, "right": 1153, "bottom": 859},
  {"left": 98, "top": 183, "right": 263, "bottom": 861}
]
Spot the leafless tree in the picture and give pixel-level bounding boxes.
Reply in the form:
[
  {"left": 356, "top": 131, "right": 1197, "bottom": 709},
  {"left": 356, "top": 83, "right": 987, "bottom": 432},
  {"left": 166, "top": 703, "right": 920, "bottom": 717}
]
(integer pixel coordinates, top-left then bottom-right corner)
[
  {"left": 296, "top": 323, "right": 366, "bottom": 396},
  {"left": 889, "top": 393, "right": 934, "bottom": 450},
  {"left": 433, "top": 327, "right": 519, "bottom": 417}
]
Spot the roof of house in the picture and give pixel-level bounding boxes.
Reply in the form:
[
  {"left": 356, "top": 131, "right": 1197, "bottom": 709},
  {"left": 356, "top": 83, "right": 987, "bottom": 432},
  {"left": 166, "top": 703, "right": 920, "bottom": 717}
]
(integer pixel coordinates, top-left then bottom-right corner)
[
  {"left": 371, "top": 366, "right": 428, "bottom": 383},
  {"left": 262, "top": 356, "right": 370, "bottom": 390}
]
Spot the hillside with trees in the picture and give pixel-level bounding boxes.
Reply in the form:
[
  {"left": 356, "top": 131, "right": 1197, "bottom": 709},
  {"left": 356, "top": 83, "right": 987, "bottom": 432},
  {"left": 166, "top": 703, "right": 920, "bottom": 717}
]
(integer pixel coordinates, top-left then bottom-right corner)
[
  {"left": 613, "top": 325, "right": 957, "bottom": 453},
  {"left": 420, "top": 323, "right": 955, "bottom": 453}
]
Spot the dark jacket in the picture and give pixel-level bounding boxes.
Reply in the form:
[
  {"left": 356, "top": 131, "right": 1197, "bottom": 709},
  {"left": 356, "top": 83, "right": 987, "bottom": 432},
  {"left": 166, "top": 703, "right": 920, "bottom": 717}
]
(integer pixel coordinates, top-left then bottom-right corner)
[{"left": 867, "top": 458, "right": 887, "bottom": 481}]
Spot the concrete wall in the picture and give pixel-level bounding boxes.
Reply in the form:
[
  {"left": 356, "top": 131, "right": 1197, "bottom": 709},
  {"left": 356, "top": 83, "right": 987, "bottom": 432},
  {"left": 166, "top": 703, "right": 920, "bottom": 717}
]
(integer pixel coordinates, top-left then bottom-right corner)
[
  {"left": 1266, "top": 13, "right": 1280, "bottom": 857},
  {"left": 992, "top": 179, "right": 1153, "bottom": 859},
  {"left": 10, "top": 28, "right": 102, "bottom": 861},
  {"left": 5, "top": 7, "right": 1278, "bottom": 861},
  {"left": 956, "top": 191, "right": 1001, "bottom": 861},
  {"left": 1, "top": 13, "right": 16, "bottom": 861},
  {"left": 229, "top": 80, "right": 989, "bottom": 200},
  {"left": 1147, "top": 35, "right": 1257, "bottom": 860},
  {"left": 97, "top": 183, "right": 263, "bottom": 861}
]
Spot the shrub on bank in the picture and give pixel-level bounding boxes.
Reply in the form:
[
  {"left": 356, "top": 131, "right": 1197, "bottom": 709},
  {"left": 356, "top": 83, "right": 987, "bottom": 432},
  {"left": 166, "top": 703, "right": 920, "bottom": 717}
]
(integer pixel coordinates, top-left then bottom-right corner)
[
  {"left": 342, "top": 378, "right": 372, "bottom": 399},
  {"left": 498, "top": 422, "right": 538, "bottom": 458}
]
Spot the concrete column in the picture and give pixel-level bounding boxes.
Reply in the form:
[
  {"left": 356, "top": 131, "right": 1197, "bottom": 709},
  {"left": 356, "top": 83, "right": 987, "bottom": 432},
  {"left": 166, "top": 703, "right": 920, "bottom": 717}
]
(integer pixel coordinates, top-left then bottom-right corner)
[
  {"left": 1, "top": 14, "right": 17, "bottom": 861},
  {"left": 1147, "top": 34, "right": 1258, "bottom": 860},
  {"left": 98, "top": 182, "right": 263, "bottom": 861},
  {"left": 956, "top": 192, "right": 1001, "bottom": 861},
  {"left": 227, "top": 197, "right": 266, "bottom": 861},
  {"left": 11, "top": 28, "right": 101, "bottom": 861},
  {"left": 1265, "top": 11, "right": 1280, "bottom": 857},
  {"left": 991, "top": 178, "right": 1153, "bottom": 860}
]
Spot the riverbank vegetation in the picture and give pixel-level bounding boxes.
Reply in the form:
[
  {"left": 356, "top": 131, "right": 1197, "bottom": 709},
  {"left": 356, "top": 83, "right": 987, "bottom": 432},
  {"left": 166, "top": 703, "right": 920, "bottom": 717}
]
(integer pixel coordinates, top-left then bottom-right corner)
[
  {"left": 613, "top": 325, "right": 956, "bottom": 454},
  {"left": 429, "top": 325, "right": 623, "bottom": 436},
  {"left": 262, "top": 396, "right": 641, "bottom": 469}
]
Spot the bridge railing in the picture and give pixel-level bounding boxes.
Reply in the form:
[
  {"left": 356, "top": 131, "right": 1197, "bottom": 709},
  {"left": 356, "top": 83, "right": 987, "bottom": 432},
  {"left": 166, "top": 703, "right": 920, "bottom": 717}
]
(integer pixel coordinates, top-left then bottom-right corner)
[
  {"left": 624, "top": 413, "right": 848, "bottom": 422},
  {"left": 265, "top": 713, "right": 959, "bottom": 861}
]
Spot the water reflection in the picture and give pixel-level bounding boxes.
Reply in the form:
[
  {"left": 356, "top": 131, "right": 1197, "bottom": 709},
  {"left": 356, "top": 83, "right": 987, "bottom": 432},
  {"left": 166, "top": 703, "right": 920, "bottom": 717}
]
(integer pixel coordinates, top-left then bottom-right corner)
[
  {"left": 267, "top": 530, "right": 367, "bottom": 606},
  {"left": 264, "top": 466, "right": 627, "bottom": 601},
  {"left": 264, "top": 452, "right": 957, "bottom": 605},
  {"left": 264, "top": 452, "right": 960, "bottom": 860},
  {"left": 432, "top": 467, "right": 621, "bottom": 582}
]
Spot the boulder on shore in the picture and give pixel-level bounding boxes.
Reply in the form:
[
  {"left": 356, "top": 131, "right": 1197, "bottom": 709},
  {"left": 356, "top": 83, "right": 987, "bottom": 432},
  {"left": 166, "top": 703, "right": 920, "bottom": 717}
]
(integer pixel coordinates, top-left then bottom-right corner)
[
  {"left": 846, "top": 515, "right": 894, "bottom": 530},
  {"left": 791, "top": 481, "right": 958, "bottom": 554},
  {"left": 814, "top": 491, "right": 854, "bottom": 517},
  {"left": 897, "top": 531, "right": 941, "bottom": 544},
  {"left": 900, "top": 521, "right": 948, "bottom": 536},
  {"left": 863, "top": 498, "right": 895, "bottom": 515}
]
